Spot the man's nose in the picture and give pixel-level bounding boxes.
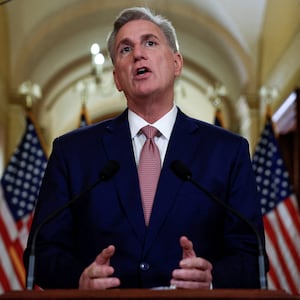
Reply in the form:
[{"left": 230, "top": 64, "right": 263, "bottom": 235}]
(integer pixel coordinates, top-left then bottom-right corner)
[{"left": 133, "top": 45, "right": 146, "bottom": 61}]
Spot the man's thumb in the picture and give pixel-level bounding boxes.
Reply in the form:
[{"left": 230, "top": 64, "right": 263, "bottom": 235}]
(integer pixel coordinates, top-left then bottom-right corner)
[
  {"left": 95, "top": 245, "right": 115, "bottom": 265},
  {"left": 180, "top": 236, "right": 196, "bottom": 259}
]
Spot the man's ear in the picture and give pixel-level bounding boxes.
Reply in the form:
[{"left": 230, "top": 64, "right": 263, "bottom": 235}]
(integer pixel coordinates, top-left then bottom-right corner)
[
  {"left": 174, "top": 52, "right": 183, "bottom": 76},
  {"left": 113, "top": 69, "right": 123, "bottom": 92}
]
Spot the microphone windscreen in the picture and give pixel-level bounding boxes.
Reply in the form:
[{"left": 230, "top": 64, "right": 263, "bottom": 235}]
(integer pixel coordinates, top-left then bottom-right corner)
[
  {"left": 170, "top": 160, "right": 192, "bottom": 181},
  {"left": 99, "top": 160, "right": 120, "bottom": 181}
]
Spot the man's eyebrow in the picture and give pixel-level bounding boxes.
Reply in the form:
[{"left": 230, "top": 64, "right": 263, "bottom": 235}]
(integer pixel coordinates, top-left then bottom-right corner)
[
  {"left": 141, "top": 33, "right": 159, "bottom": 41},
  {"left": 117, "top": 33, "right": 160, "bottom": 48},
  {"left": 116, "top": 38, "right": 132, "bottom": 48}
]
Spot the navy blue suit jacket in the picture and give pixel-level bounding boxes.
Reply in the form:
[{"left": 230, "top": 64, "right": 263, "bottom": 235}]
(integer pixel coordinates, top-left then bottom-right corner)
[{"left": 24, "top": 108, "right": 266, "bottom": 289}]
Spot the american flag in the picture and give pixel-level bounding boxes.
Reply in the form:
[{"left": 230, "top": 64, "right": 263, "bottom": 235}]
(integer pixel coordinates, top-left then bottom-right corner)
[
  {"left": 0, "top": 111, "right": 48, "bottom": 293},
  {"left": 252, "top": 118, "right": 300, "bottom": 295}
]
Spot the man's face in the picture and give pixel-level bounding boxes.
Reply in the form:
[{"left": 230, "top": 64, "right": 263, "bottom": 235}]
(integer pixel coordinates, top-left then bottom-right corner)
[{"left": 113, "top": 19, "right": 182, "bottom": 103}]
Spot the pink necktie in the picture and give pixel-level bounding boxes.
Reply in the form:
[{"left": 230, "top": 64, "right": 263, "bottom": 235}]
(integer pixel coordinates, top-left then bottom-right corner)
[{"left": 138, "top": 125, "right": 161, "bottom": 226}]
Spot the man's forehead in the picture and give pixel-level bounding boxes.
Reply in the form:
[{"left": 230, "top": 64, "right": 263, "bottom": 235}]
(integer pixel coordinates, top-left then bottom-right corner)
[{"left": 115, "top": 19, "right": 163, "bottom": 42}]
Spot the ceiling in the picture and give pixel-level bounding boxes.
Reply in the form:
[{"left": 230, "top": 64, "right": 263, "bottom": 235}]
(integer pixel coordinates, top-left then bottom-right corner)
[{"left": 2, "top": 0, "right": 300, "bottom": 146}]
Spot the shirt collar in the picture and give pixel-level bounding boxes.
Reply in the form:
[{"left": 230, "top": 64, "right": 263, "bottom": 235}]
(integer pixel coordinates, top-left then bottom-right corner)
[{"left": 128, "top": 105, "right": 178, "bottom": 140}]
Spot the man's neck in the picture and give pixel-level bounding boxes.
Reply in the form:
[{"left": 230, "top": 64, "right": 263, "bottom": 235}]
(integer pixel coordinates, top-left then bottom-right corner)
[{"left": 128, "top": 97, "right": 174, "bottom": 123}]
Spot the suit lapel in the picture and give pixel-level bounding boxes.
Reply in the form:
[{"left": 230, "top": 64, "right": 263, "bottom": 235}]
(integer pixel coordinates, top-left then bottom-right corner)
[
  {"left": 101, "top": 111, "right": 147, "bottom": 244},
  {"left": 100, "top": 109, "right": 202, "bottom": 253},
  {"left": 143, "top": 109, "right": 201, "bottom": 254}
]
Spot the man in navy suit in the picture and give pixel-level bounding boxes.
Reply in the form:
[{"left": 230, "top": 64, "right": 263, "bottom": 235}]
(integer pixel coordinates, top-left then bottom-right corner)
[{"left": 24, "top": 7, "right": 267, "bottom": 290}]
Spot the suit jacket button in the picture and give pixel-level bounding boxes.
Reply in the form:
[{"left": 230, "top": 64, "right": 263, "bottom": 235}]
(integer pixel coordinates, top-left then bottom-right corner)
[{"left": 140, "top": 262, "right": 150, "bottom": 271}]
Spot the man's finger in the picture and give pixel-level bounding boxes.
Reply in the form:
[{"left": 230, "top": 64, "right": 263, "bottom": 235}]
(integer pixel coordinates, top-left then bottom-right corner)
[
  {"left": 180, "top": 257, "right": 213, "bottom": 271},
  {"left": 95, "top": 245, "right": 116, "bottom": 265},
  {"left": 87, "top": 264, "right": 115, "bottom": 279},
  {"left": 180, "top": 236, "right": 196, "bottom": 259}
]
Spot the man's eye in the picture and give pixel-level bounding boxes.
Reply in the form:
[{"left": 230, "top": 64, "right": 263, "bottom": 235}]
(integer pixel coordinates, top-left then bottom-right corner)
[
  {"left": 120, "top": 46, "right": 131, "bottom": 54},
  {"left": 145, "top": 40, "right": 156, "bottom": 47}
]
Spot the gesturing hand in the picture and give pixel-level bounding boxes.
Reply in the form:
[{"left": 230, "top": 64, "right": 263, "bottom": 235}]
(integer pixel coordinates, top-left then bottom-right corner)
[
  {"left": 171, "top": 236, "right": 213, "bottom": 289},
  {"left": 79, "top": 245, "right": 120, "bottom": 289}
]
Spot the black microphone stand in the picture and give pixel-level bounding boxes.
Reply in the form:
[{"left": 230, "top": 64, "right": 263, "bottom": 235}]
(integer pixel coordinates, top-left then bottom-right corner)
[
  {"left": 170, "top": 160, "right": 268, "bottom": 290},
  {"left": 26, "top": 160, "right": 119, "bottom": 290}
]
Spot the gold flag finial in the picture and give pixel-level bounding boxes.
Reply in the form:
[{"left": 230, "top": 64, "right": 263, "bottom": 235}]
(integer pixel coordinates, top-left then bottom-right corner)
[{"left": 259, "top": 86, "right": 279, "bottom": 119}]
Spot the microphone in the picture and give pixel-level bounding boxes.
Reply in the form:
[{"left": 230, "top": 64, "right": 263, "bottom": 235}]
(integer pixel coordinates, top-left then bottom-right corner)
[
  {"left": 26, "top": 160, "right": 120, "bottom": 290},
  {"left": 170, "top": 160, "right": 268, "bottom": 290}
]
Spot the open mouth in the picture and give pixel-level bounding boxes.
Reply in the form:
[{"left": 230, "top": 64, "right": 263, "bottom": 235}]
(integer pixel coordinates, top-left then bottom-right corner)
[{"left": 136, "top": 67, "right": 149, "bottom": 75}]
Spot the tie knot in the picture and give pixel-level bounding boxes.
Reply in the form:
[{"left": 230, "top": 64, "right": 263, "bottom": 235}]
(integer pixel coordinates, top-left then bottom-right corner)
[{"left": 141, "top": 125, "right": 160, "bottom": 139}]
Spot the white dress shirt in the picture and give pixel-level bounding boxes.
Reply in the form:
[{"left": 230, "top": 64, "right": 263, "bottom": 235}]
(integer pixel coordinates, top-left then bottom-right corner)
[{"left": 128, "top": 105, "right": 178, "bottom": 166}]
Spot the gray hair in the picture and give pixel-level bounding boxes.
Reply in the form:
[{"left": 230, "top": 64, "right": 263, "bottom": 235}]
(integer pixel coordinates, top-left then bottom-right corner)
[{"left": 107, "top": 7, "right": 179, "bottom": 64}]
